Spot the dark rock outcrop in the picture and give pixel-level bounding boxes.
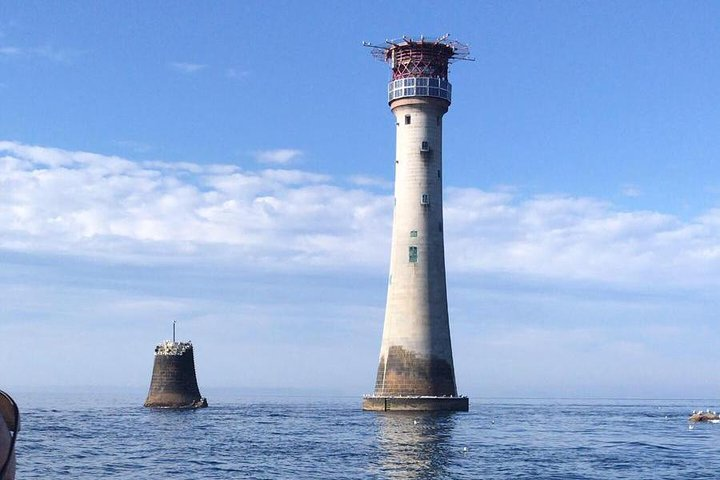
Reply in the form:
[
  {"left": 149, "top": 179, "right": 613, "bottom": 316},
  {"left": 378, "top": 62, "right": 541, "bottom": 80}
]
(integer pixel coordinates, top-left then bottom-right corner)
[{"left": 689, "top": 410, "right": 719, "bottom": 422}]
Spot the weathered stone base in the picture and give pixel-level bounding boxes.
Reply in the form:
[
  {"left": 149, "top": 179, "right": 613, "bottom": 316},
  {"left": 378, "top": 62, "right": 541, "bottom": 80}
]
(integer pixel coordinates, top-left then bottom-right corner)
[
  {"left": 144, "top": 342, "right": 207, "bottom": 409},
  {"left": 362, "top": 396, "right": 469, "bottom": 412}
]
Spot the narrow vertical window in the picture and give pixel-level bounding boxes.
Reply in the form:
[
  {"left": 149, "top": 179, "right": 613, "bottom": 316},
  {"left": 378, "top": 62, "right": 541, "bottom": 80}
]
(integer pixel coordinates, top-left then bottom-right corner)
[
  {"left": 437, "top": 169, "right": 441, "bottom": 179},
  {"left": 409, "top": 246, "right": 418, "bottom": 263},
  {"left": 439, "top": 221, "right": 443, "bottom": 232},
  {"left": 421, "top": 193, "right": 429, "bottom": 205},
  {"left": 410, "top": 230, "right": 417, "bottom": 238},
  {"left": 405, "top": 115, "right": 411, "bottom": 125},
  {"left": 421, "top": 141, "right": 429, "bottom": 151}
]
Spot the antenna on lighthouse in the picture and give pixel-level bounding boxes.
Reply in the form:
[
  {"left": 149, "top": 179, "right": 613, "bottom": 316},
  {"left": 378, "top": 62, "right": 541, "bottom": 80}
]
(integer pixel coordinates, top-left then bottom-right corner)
[{"left": 172, "top": 320, "right": 176, "bottom": 343}]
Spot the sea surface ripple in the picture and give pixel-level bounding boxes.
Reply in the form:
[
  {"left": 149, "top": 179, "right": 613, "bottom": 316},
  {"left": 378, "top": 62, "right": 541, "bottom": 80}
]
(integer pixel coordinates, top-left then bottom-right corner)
[{"left": 12, "top": 391, "right": 720, "bottom": 479}]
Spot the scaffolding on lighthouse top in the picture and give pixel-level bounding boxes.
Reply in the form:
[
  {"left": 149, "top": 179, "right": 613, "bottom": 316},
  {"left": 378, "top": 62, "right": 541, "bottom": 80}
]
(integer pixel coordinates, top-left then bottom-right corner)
[{"left": 363, "top": 35, "right": 472, "bottom": 105}]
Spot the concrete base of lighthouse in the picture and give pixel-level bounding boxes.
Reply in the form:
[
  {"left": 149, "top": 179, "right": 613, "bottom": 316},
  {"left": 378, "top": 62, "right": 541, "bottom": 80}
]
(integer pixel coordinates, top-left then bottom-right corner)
[
  {"left": 362, "top": 396, "right": 468, "bottom": 412},
  {"left": 144, "top": 341, "right": 208, "bottom": 410}
]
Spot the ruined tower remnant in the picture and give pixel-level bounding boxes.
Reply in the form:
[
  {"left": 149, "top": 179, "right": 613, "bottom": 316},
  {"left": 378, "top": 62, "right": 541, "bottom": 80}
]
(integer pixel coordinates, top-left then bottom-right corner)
[
  {"left": 144, "top": 340, "right": 208, "bottom": 409},
  {"left": 362, "top": 35, "right": 471, "bottom": 411}
]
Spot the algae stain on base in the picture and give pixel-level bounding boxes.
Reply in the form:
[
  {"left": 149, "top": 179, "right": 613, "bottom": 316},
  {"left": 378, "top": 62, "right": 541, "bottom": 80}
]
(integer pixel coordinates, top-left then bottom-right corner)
[{"left": 375, "top": 346, "right": 456, "bottom": 396}]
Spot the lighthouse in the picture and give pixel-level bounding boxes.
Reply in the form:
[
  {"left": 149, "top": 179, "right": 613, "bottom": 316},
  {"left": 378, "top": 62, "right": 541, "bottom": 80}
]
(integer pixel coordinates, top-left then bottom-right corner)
[{"left": 362, "top": 35, "right": 470, "bottom": 412}]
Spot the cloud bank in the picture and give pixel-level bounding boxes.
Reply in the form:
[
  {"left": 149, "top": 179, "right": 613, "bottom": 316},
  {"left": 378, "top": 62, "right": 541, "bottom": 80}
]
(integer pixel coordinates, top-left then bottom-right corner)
[
  {"left": 2, "top": 141, "right": 720, "bottom": 288},
  {"left": 0, "top": 142, "right": 389, "bottom": 270}
]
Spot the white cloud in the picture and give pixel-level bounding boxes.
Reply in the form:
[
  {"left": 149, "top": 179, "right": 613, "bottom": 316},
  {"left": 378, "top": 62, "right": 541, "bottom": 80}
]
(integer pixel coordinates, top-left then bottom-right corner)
[
  {"left": 114, "top": 140, "right": 153, "bottom": 154},
  {"left": 349, "top": 175, "right": 393, "bottom": 189},
  {"left": 3, "top": 141, "right": 720, "bottom": 289},
  {"left": 0, "top": 44, "right": 83, "bottom": 63},
  {"left": 622, "top": 184, "right": 641, "bottom": 197},
  {"left": 0, "top": 46, "right": 21, "bottom": 56},
  {"left": 0, "top": 141, "right": 389, "bottom": 270},
  {"left": 168, "top": 62, "right": 207, "bottom": 73},
  {"left": 226, "top": 67, "right": 249, "bottom": 79},
  {"left": 445, "top": 189, "right": 720, "bottom": 288},
  {"left": 254, "top": 149, "right": 303, "bottom": 165}
]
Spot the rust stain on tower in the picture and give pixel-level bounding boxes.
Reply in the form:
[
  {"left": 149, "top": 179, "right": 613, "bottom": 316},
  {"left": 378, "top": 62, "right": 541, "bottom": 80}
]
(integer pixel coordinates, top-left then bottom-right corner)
[{"left": 362, "top": 35, "right": 471, "bottom": 412}]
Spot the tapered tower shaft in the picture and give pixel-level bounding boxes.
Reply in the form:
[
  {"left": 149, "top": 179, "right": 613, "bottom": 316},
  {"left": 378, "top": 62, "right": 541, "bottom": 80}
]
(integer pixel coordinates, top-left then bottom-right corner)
[
  {"left": 363, "top": 35, "right": 470, "bottom": 412},
  {"left": 375, "top": 97, "right": 455, "bottom": 396}
]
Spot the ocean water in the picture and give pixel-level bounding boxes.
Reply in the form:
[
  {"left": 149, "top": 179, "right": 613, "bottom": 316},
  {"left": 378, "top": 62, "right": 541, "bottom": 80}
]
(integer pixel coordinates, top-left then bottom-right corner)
[{"left": 11, "top": 390, "right": 720, "bottom": 479}]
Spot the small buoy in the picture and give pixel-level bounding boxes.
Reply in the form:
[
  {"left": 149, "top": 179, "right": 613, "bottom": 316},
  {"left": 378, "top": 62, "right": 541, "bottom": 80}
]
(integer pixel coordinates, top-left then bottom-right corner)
[
  {"left": 413, "top": 420, "right": 418, "bottom": 425},
  {"left": 462, "top": 447, "right": 468, "bottom": 453}
]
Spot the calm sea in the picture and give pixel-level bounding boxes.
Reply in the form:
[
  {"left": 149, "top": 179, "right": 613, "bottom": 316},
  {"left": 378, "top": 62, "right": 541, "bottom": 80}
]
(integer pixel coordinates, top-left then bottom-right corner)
[{"left": 11, "top": 390, "right": 720, "bottom": 479}]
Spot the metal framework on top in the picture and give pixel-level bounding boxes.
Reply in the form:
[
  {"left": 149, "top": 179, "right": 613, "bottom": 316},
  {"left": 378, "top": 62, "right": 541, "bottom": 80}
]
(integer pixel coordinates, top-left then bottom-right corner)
[{"left": 364, "top": 34, "right": 472, "bottom": 80}]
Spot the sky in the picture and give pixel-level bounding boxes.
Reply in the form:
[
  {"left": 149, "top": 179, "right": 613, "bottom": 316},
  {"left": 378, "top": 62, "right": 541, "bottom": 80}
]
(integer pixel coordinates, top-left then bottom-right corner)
[{"left": 1, "top": 1, "right": 720, "bottom": 399}]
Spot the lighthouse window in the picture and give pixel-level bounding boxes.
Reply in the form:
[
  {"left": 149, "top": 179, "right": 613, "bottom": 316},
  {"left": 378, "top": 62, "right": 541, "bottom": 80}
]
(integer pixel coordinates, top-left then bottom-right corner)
[
  {"left": 409, "top": 246, "right": 418, "bottom": 263},
  {"left": 438, "top": 169, "right": 441, "bottom": 179},
  {"left": 410, "top": 230, "right": 417, "bottom": 238},
  {"left": 421, "top": 193, "right": 430, "bottom": 205},
  {"left": 421, "top": 141, "right": 429, "bottom": 151},
  {"left": 405, "top": 115, "right": 411, "bottom": 125}
]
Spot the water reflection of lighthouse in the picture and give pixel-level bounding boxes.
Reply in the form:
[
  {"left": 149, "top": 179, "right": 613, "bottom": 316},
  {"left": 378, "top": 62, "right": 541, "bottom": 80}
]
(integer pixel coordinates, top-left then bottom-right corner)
[{"left": 369, "top": 413, "right": 457, "bottom": 479}]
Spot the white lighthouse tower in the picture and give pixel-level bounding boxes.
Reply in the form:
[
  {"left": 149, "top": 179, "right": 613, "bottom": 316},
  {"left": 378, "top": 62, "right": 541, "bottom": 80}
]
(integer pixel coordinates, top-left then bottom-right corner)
[{"left": 363, "top": 35, "right": 471, "bottom": 411}]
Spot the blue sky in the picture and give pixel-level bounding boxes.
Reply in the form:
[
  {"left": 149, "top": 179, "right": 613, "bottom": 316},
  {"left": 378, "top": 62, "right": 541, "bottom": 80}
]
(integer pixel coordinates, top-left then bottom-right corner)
[{"left": 2, "top": 1, "right": 720, "bottom": 398}]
